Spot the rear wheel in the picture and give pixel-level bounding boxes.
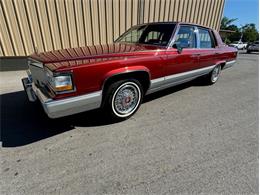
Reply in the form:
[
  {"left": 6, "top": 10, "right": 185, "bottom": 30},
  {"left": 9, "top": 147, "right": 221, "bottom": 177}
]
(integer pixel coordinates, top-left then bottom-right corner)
[
  {"left": 204, "top": 65, "right": 221, "bottom": 85},
  {"left": 104, "top": 79, "right": 143, "bottom": 120}
]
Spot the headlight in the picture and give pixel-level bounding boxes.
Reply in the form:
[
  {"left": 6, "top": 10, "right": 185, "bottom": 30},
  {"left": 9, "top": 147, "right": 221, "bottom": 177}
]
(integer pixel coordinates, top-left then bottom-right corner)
[
  {"left": 51, "top": 75, "right": 73, "bottom": 91},
  {"left": 46, "top": 70, "right": 74, "bottom": 92}
]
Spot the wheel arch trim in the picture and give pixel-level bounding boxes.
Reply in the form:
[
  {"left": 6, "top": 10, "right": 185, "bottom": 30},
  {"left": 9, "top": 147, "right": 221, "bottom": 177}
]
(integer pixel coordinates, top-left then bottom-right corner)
[
  {"left": 101, "top": 66, "right": 151, "bottom": 90},
  {"left": 100, "top": 66, "right": 151, "bottom": 106}
]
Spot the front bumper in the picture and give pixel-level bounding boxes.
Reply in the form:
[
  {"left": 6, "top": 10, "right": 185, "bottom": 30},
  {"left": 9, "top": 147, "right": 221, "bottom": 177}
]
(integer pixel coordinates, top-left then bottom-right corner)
[{"left": 22, "top": 77, "right": 102, "bottom": 118}]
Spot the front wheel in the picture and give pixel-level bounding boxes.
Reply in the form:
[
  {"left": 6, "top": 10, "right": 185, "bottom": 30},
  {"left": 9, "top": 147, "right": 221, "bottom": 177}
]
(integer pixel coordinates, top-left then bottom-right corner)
[
  {"left": 104, "top": 79, "right": 143, "bottom": 120},
  {"left": 204, "top": 65, "right": 221, "bottom": 85}
]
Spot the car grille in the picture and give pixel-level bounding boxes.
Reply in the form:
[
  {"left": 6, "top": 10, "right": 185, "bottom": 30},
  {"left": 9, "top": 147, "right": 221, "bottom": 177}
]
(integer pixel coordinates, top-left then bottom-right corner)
[{"left": 28, "top": 59, "right": 48, "bottom": 88}]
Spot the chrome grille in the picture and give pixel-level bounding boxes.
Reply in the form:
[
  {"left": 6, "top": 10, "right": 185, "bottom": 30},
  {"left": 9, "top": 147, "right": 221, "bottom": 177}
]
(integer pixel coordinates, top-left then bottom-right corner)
[{"left": 28, "top": 59, "right": 48, "bottom": 87}]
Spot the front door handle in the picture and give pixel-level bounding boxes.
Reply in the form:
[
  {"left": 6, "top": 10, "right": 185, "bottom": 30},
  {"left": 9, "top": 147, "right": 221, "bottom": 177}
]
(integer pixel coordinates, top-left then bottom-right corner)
[{"left": 192, "top": 54, "right": 200, "bottom": 57}]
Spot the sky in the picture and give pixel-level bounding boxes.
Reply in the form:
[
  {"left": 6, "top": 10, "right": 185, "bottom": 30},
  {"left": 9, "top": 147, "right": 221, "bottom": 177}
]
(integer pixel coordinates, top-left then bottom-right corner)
[{"left": 223, "top": 0, "right": 259, "bottom": 30}]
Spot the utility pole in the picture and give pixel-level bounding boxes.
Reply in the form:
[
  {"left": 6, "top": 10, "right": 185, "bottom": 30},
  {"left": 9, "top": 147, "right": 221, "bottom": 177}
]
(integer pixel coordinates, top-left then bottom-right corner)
[{"left": 239, "top": 24, "right": 244, "bottom": 42}]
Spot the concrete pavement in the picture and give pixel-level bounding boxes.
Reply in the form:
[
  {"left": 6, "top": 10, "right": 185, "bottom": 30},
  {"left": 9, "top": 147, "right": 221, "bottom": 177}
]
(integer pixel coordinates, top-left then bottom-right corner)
[{"left": 1, "top": 52, "right": 258, "bottom": 194}]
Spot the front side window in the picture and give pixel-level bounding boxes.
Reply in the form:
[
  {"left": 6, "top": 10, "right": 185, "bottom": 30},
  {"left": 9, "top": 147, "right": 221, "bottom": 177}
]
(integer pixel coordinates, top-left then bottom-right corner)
[
  {"left": 115, "top": 24, "right": 176, "bottom": 46},
  {"left": 174, "top": 26, "right": 196, "bottom": 48},
  {"left": 198, "top": 28, "right": 215, "bottom": 48}
]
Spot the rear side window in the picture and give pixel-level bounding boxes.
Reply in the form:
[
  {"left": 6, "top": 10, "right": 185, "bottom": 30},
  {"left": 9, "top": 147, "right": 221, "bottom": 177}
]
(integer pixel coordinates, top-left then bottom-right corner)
[{"left": 198, "top": 28, "right": 215, "bottom": 48}]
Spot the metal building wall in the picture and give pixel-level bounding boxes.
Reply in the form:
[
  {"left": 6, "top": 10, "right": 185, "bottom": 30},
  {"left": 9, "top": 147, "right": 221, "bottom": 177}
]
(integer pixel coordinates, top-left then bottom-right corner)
[{"left": 0, "top": 0, "right": 225, "bottom": 57}]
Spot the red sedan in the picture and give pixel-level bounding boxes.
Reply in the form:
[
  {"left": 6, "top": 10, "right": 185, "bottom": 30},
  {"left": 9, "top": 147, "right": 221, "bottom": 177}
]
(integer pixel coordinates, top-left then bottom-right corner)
[{"left": 22, "top": 22, "right": 237, "bottom": 120}]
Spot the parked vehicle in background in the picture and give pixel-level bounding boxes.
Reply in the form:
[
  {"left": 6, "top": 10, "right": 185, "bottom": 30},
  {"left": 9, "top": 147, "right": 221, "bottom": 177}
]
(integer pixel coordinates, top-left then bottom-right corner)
[
  {"left": 22, "top": 22, "right": 238, "bottom": 120},
  {"left": 229, "top": 41, "right": 247, "bottom": 50},
  {"left": 247, "top": 41, "right": 259, "bottom": 53}
]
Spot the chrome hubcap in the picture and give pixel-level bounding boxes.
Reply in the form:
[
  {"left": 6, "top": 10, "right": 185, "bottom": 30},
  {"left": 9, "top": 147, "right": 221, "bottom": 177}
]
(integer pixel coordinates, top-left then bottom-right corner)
[
  {"left": 211, "top": 66, "right": 221, "bottom": 82},
  {"left": 112, "top": 83, "right": 140, "bottom": 117}
]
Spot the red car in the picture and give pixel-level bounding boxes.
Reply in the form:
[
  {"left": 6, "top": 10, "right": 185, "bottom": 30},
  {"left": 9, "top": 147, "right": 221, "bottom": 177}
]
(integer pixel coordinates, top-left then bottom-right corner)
[{"left": 22, "top": 22, "right": 237, "bottom": 120}]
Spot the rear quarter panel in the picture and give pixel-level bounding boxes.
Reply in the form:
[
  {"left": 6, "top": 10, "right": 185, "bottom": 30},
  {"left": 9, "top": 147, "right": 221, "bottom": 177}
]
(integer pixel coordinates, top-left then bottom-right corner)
[
  {"left": 212, "top": 30, "right": 238, "bottom": 64},
  {"left": 216, "top": 46, "right": 238, "bottom": 64}
]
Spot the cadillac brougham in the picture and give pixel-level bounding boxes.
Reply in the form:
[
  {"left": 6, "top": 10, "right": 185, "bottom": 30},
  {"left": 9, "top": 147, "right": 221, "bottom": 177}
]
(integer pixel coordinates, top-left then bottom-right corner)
[{"left": 22, "top": 22, "right": 237, "bottom": 120}]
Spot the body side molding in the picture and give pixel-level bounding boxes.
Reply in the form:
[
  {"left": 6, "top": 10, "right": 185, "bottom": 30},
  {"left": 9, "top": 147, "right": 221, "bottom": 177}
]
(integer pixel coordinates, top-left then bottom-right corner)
[{"left": 147, "top": 65, "right": 216, "bottom": 94}]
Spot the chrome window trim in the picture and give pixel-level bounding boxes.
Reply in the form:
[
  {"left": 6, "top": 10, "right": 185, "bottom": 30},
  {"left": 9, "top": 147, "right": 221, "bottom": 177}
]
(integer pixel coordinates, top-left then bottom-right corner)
[{"left": 168, "top": 24, "right": 181, "bottom": 48}]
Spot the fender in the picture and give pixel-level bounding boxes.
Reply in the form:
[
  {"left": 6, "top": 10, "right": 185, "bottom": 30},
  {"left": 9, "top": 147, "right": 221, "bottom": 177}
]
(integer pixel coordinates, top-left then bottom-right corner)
[
  {"left": 102, "top": 66, "right": 151, "bottom": 83},
  {"left": 100, "top": 66, "right": 151, "bottom": 107}
]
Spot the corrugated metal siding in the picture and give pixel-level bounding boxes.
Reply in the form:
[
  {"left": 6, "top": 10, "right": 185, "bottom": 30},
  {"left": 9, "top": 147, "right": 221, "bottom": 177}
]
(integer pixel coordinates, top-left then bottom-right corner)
[{"left": 0, "top": 0, "right": 225, "bottom": 57}]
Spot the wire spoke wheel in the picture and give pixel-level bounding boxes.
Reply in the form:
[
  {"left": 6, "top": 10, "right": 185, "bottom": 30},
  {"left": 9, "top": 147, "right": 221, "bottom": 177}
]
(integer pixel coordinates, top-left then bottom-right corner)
[{"left": 112, "top": 82, "right": 141, "bottom": 118}]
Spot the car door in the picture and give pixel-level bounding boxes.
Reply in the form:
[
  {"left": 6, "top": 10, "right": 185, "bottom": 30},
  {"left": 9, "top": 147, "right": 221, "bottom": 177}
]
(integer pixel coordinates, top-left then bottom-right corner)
[
  {"left": 197, "top": 27, "right": 218, "bottom": 69},
  {"left": 164, "top": 25, "right": 200, "bottom": 85}
]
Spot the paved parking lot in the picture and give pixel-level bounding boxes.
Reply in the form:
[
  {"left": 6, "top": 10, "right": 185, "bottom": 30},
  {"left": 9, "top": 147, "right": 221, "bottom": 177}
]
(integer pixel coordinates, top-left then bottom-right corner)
[{"left": 1, "top": 52, "right": 258, "bottom": 194}]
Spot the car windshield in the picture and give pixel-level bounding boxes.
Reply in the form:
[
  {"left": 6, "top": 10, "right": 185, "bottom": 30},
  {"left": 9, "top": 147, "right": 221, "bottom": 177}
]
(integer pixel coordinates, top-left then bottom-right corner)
[{"left": 115, "top": 23, "right": 176, "bottom": 46}]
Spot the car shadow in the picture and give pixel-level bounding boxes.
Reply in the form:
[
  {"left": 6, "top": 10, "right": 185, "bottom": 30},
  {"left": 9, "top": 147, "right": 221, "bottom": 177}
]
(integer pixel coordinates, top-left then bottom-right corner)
[
  {"left": 0, "top": 78, "right": 205, "bottom": 147},
  {"left": 0, "top": 91, "right": 116, "bottom": 147}
]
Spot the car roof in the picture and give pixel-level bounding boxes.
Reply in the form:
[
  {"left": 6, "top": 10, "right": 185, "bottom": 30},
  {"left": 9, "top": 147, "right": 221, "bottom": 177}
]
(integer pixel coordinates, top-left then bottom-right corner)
[{"left": 135, "top": 21, "right": 212, "bottom": 30}]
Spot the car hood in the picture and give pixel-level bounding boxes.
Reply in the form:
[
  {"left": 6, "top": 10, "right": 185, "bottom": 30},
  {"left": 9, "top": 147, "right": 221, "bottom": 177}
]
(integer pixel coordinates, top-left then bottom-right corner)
[{"left": 30, "top": 43, "right": 163, "bottom": 71}]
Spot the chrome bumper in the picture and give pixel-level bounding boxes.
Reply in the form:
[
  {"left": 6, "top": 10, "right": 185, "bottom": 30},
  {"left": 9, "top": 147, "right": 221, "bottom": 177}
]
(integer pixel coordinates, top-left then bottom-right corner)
[
  {"left": 22, "top": 77, "right": 102, "bottom": 118},
  {"left": 22, "top": 77, "right": 37, "bottom": 102}
]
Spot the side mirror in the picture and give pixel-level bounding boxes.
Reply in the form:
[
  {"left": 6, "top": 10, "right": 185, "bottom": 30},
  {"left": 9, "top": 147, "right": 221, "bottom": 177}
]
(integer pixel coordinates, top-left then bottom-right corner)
[{"left": 173, "top": 43, "right": 183, "bottom": 54}]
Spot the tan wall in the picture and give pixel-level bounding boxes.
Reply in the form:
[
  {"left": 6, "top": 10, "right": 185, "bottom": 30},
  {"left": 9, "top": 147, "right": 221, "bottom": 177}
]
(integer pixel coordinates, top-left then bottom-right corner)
[{"left": 0, "top": 0, "right": 225, "bottom": 57}]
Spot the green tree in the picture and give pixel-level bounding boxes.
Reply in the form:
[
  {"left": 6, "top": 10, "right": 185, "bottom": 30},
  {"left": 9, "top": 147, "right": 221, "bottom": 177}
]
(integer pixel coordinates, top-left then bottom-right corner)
[
  {"left": 221, "top": 16, "right": 238, "bottom": 29},
  {"left": 241, "top": 23, "right": 259, "bottom": 42},
  {"left": 228, "top": 32, "right": 241, "bottom": 42},
  {"left": 221, "top": 17, "right": 259, "bottom": 43},
  {"left": 226, "top": 24, "right": 239, "bottom": 31},
  {"left": 221, "top": 17, "right": 239, "bottom": 43}
]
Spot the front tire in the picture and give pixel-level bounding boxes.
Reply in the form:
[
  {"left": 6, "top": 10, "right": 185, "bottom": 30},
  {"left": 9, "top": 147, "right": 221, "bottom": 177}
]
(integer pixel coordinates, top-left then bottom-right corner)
[{"left": 104, "top": 79, "right": 143, "bottom": 120}]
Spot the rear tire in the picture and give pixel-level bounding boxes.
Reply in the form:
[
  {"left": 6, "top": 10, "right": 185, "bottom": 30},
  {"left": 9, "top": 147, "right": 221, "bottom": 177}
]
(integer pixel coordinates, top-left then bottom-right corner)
[
  {"left": 204, "top": 65, "right": 221, "bottom": 85},
  {"left": 104, "top": 79, "right": 143, "bottom": 120}
]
